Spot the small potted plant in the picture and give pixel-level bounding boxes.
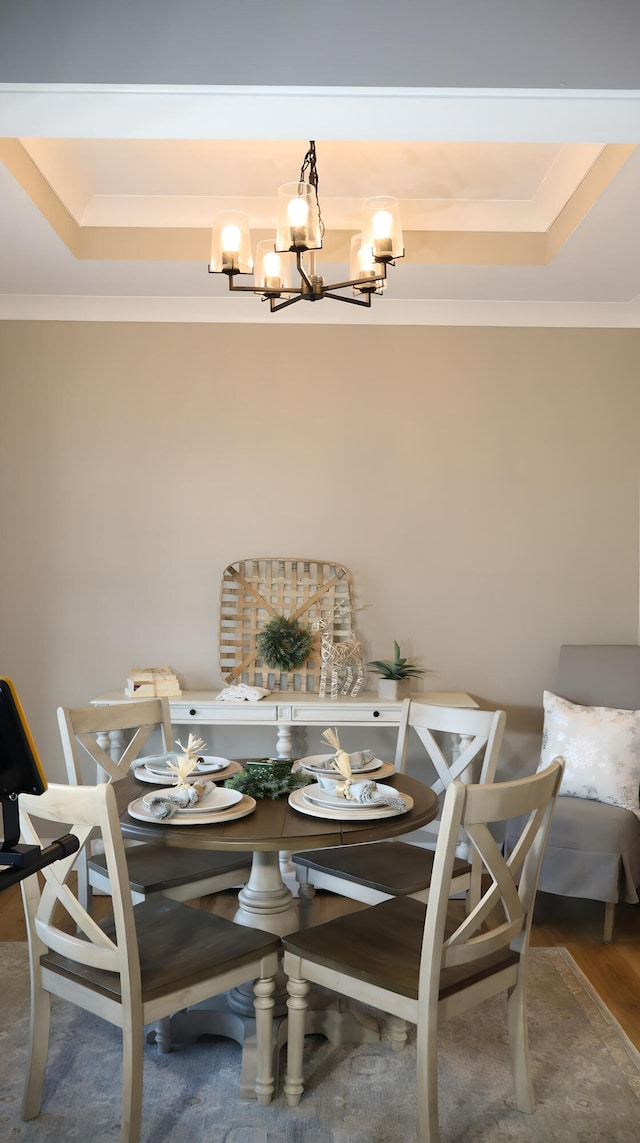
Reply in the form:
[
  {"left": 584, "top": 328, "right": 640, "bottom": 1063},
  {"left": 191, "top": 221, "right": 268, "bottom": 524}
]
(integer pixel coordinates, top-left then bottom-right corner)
[{"left": 368, "top": 641, "right": 424, "bottom": 700}]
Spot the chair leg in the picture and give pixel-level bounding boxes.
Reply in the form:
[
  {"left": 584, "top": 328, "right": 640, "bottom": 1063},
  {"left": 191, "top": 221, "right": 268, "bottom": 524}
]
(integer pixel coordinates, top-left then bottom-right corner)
[
  {"left": 254, "top": 973, "right": 276, "bottom": 1104},
  {"left": 22, "top": 980, "right": 51, "bottom": 1120},
  {"left": 77, "top": 850, "right": 92, "bottom": 914},
  {"left": 296, "top": 870, "right": 317, "bottom": 928},
  {"left": 507, "top": 977, "right": 534, "bottom": 1113},
  {"left": 296, "top": 868, "right": 317, "bottom": 904},
  {"left": 603, "top": 901, "right": 615, "bottom": 943},
  {"left": 284, "top": 974, "right": 309, "bottom": 1107},
  {"left": 154, "top": 1016, "right": 171, "bottom": 1053},
  {"left": 389, "top": 1015, "right": 409, "bottom": 1052},
  {"left": 121, "top": 1008, "right": 144, "bottom": 1143},
  {"left": 415, "top": 1014, "right": 440, "bottom": 1143}
]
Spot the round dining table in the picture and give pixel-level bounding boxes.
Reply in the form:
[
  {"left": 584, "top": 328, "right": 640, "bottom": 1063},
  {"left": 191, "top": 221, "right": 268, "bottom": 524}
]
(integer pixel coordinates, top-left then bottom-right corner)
[
  {"left": 115, "top": 767, "right": 439, "bottom": 1096},
  {"left": 117, "top": 769, "right": 438, "bottom": 932}
]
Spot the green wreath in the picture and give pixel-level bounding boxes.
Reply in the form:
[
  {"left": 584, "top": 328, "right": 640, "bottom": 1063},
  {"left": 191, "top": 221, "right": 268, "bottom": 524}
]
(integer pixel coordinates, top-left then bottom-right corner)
[{"left": 256, "top": 615, "right": 315, "bottom": 672}]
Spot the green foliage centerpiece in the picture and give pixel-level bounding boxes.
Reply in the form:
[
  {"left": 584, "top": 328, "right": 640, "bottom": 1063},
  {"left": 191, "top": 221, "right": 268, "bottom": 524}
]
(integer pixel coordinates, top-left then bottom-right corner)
[
  {"left": 224, "top": 761, "right": 312, "bottom": 800},
  {"left": 256, "top": 614, "right": 315, "bottom": 672}
]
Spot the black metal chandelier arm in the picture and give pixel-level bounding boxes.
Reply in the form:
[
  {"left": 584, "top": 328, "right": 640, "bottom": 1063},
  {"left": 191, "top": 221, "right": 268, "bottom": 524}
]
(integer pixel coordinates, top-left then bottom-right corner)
[
  {"left": 323, "top": 272, "right": 386, "bottom": 292},
  {"left": 226, "top": 280, "right": 264, "bottom": 293},
  {"left": 293, "top": 250, "right": 314, "bottom": 291},
  {"left": 268, "top": 293, "right": 304, "bottom": 313},
  {"left": 322, "top": 291, "right": 373, "bottom": 307}
]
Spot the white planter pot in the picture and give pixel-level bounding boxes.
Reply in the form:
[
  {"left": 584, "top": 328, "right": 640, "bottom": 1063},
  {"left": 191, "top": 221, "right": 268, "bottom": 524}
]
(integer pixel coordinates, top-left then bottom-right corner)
[{"left": 377, "top": 678, "right": 411, "bottom": 701}]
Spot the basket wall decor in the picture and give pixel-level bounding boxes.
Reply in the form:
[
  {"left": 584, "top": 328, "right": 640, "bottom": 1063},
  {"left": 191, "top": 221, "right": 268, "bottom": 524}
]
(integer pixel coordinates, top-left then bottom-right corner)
[{"left": 219, "top": 557, "right": 354, "bottom": 692}]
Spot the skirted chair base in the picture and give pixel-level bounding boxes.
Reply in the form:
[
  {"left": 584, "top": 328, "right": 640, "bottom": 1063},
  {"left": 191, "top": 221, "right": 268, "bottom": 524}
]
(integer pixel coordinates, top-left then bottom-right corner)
[{"left": 505, "top": 795, "right": 640, "bottom": 941}]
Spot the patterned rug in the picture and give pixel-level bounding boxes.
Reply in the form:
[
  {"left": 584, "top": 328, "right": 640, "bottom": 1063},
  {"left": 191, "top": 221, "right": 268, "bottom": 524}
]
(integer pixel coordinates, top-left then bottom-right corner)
[{"left": 1, "top": 943, "right": 639, "bottom": 1142}]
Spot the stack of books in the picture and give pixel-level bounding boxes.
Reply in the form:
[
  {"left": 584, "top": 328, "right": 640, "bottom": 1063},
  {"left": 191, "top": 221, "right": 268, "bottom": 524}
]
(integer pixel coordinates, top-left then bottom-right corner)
[{"left": 125, "top": 666, "right": 182, "bottom": 698}]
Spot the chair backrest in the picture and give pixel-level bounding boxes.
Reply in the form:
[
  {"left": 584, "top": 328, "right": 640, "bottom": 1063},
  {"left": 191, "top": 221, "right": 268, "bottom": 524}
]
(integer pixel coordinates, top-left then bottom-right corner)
[
  {"left": 19, "top": 782, "right": 140, "bottom": 998},
  {"left": 418, "top": 759, "right": 564, "bottom": 999},
  {"left": 57, "top": 699, "right": 173, "bottom": 785},
  {"left": 394, "top": 702, "right": 506, "bottom": 794},
  {"left": 556, "top": 644, "right": 640, "bottom": 709}
]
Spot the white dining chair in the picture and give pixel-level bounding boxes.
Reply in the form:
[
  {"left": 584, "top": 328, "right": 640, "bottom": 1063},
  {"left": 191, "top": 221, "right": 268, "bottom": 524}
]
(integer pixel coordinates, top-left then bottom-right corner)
[
  {"left": 58, "top": 698, "right": 255, "bottom": 1054},
  {"left": 283, "top": 759, "right": 564, "bottom": 1142},
  {"left": 292, "top": 702, "right": 506, "bottom": 907},
  {"left": 18, "top": 780, "right": 280, "bottom": 1143},
  {"left": 57, "top": 699, "right": 253, "bottom": 911}
]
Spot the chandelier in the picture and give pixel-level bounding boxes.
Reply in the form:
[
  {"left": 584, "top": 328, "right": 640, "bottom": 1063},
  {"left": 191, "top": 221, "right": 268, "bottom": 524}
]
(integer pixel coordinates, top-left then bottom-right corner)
[{"left": 208, "top": 141, "right": 404, "bottom": 313}]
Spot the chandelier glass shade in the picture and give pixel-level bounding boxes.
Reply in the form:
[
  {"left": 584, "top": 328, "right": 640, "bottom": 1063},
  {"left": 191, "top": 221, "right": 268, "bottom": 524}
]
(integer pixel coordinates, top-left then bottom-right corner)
[{"left": 208, "top": 141, "right": 404, "bottom": 313}]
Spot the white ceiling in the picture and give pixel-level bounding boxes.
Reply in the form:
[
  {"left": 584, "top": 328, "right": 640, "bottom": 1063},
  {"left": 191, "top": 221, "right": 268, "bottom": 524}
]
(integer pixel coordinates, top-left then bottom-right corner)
[{"left": 1, "top": 84, "right": 640, "bottom": 326}]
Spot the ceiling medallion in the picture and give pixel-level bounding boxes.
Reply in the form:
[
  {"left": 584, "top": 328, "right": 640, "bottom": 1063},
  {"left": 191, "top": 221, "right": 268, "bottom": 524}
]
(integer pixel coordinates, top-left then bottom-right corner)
[{"left": 208, "top": 141, "right": 404, "bottom": 312}]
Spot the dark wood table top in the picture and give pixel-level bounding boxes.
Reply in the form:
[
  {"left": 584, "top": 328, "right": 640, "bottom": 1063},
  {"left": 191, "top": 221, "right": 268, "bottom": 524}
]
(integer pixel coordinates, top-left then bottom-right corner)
[{"left": 116, "top": 771, "right": 439, "bottom": 854}]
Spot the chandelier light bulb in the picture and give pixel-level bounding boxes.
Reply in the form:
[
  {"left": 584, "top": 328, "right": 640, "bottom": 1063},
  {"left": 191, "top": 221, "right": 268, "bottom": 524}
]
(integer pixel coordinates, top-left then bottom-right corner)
[
  {"left": 262, "top": 250, "right": 282, "bottom": 290},
  {"left": 372, "top": 210, "right": 393, "bottom": 238},
  {"left": 286, "top": 194, "right": 310, "bottom": 249},
  {"left": 262, "top": 251, "right": 281, "bottom": 277},
  {"left": 221, "top": 224, "right": 242, "bottom": 253},
  {"left": 371, "top": 209, "right": 394, "bottom": 259},
  {"left": 357, "top": 242, "right": 376, "bottom": 275},
  {"left": 287, "top": 196, "right": 309, "bottom": 227},
  {"left": 210, "top": 210, "right": 252, "bottom": 274}
]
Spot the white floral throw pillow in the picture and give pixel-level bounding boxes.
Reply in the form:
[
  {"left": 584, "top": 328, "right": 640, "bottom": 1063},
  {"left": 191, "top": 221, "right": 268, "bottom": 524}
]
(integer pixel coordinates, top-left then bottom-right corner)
[{"left": 539, "top": 690, "right": 640, "bottom": 816}]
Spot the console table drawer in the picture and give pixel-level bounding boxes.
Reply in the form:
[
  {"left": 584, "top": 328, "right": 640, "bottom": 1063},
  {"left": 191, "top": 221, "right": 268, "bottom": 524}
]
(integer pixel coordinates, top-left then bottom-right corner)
[
  {"left": 288, "top": 703, "right": 399, "bottom": 723},
  {"left": 171, "top": 702, "right": 278, "bottom": 723}
]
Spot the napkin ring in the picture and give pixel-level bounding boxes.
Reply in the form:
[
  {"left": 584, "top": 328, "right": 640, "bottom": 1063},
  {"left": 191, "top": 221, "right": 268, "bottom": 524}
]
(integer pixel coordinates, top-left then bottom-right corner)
[{"left": 335, "top": 779, "right": 353, "bottom": 800}]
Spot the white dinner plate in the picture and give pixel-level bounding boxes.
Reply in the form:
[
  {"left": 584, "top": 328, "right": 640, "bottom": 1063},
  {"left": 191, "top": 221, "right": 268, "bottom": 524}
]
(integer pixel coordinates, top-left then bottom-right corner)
[
  {"left": 128, "top": 791, "right": 256, "bottom": 826},
  {"left": 137, "top": 751, "right": 178, "bottom": 772},
  {"left": 288, "top": 786, "right": 412, "bottom": 821},
  {"left": 142, "top": 784, "right": 242, "bottom": 815},
  {"left": 293, "top": 758, "right": 396, "bottom": 782},
  {"left": 143, "top": 754, "right": 232, "bottom": 776},
  {"left": 303, "top": 782, "right": 404, "bottom": 811},
  {"left": 133, "top": 759, "right": 242, "bottom": 785},
  {"left": 296, "top": 753, "right": 384, "bottom": 776}
]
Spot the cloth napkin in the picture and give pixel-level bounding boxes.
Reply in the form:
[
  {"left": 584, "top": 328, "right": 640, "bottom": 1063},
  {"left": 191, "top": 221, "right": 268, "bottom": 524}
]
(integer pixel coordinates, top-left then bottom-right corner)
[
  {"left": 318, "top": 774, "right": 408, "bottom": 811},
  {"left": 130, "top": 751, "right": 177, "bottom": 774},
  {"left": 216, "top": 684, "right": 271, "bottom": 702},
  {"left": 336, "top": 749, "right": 376, "bottom": 772},
  {"left": 142, "top": 781, "right": 211, "bottom": 819}
]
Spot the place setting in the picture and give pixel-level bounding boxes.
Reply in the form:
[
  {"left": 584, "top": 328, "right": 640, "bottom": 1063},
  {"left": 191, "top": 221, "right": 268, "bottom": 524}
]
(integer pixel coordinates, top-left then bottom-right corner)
[
  {"left": 289, "top": 728, "right": 413, "bottom": 821},
  {"left": 294, "top": 749, "right": 397, "bottom": 782},
  {"left": 127, "top": 734, "right": 255, "bottom": 825},
  {"left": 130, "top": 751, "right": 242, "bottom": 785}
]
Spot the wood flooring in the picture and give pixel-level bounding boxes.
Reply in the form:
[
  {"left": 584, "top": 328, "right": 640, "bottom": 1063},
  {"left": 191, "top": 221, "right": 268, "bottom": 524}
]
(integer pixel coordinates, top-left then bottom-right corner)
[{"left": 2, "top": 879, "right": 639, "bottom": 1049}]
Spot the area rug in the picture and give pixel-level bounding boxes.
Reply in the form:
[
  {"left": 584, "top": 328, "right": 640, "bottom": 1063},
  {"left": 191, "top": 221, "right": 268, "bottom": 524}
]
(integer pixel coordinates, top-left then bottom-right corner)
[{"left": 1, "top": 943, "right": 639, "bottom": 1142}]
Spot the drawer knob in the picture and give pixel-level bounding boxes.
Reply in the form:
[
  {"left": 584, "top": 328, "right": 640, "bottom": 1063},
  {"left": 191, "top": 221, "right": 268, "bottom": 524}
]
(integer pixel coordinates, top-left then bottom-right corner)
[
  {"left": 373, "top": 710, "right": 380, "bottom": 718},
  {"left": 189, "top": 708, "right": 197, "bottom": 716}
]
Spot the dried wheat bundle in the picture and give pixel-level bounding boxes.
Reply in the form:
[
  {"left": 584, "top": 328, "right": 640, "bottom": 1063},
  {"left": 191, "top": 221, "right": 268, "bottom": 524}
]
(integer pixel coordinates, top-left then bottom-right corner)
[
  {"left": 321, "top": 727, "right": 353, "bottom": 798},
  {"left": 168, "top": 733, "right": 207, "bottom": 787}
]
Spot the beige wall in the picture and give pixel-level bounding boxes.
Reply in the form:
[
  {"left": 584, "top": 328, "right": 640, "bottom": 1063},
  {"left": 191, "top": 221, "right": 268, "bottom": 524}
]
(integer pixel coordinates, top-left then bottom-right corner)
[{"left": 1, "top": 321, "right": 639, "bottom": 781}]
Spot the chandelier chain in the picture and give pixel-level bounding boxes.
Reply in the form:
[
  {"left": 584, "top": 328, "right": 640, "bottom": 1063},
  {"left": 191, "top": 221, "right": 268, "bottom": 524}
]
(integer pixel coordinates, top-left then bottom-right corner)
[{"left": 298, "top": 140, "right": 325, "bottom": 241}]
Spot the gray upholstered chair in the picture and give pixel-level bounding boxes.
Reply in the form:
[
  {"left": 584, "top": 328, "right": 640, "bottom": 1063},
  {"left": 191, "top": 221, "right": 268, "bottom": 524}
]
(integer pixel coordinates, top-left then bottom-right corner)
[{"left": 504, "top": 644, "right": 640, "bottom": 942}]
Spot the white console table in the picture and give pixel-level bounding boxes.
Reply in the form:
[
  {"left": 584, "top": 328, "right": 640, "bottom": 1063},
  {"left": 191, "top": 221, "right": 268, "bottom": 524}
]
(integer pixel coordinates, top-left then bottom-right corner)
[{"left": 91, "top": 689, "right": 477, "bottom": 760}]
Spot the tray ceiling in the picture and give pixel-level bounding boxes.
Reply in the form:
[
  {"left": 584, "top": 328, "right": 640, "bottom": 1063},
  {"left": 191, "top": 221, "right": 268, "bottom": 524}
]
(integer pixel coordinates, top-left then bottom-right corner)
[{"left": 1, "top": 85, "right": 639, "bottom": 326}]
